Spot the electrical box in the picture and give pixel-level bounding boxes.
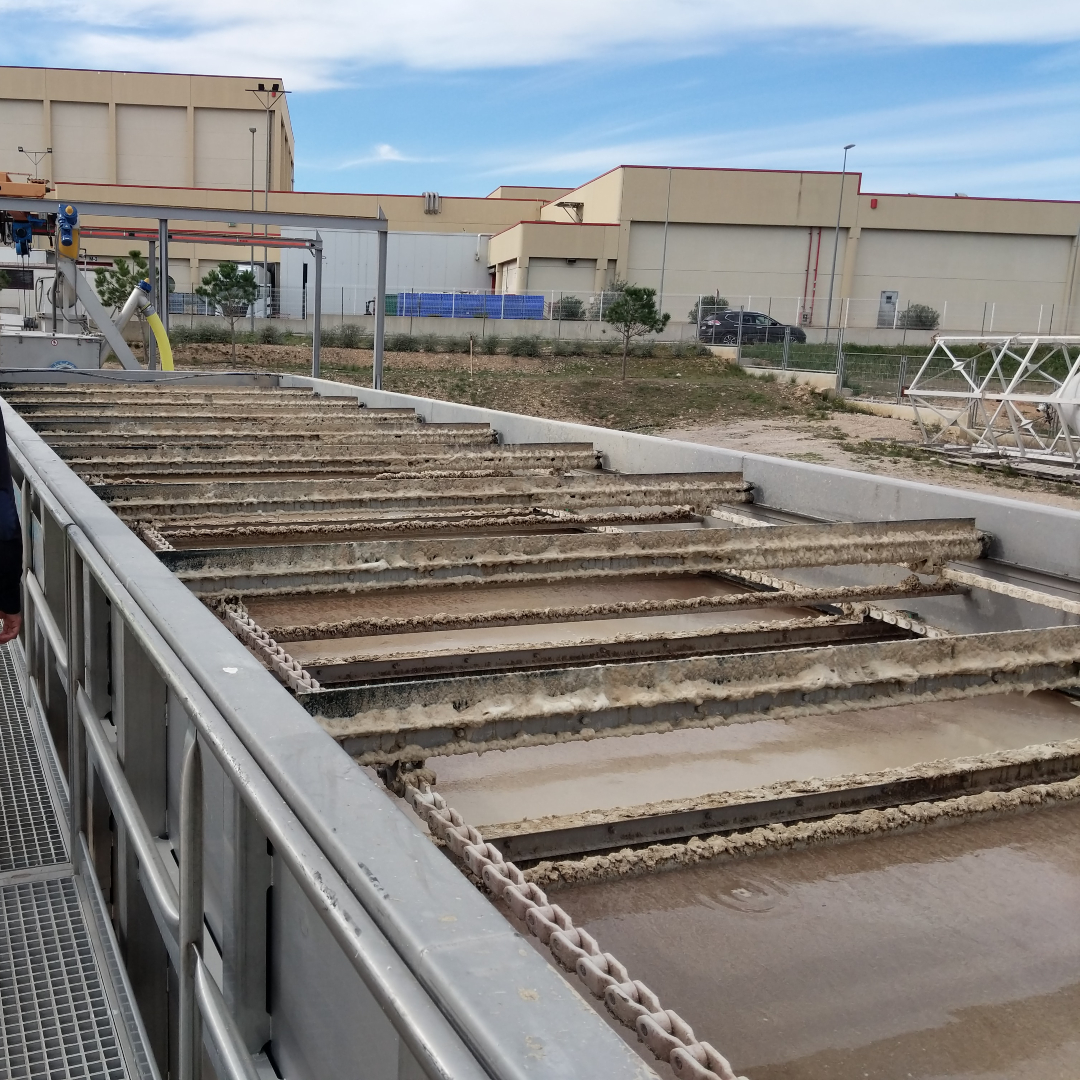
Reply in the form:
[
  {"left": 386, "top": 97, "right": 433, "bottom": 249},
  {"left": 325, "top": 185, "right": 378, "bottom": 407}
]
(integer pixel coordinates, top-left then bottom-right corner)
[{"left": 0, "top": 331, "right": 103, "bottom": 369}]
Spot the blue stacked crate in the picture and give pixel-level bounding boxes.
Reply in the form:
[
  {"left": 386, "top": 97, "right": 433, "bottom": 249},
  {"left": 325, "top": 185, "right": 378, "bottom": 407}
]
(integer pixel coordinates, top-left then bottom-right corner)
[{"left": 393, "top": 292, "right": 546, "bottom": 319}]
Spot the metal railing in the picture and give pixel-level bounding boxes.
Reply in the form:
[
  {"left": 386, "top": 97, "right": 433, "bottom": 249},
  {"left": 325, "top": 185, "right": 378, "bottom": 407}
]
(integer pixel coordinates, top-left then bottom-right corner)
[
  {"left": 8, "top": 414, "right": 493, "bottom": 1080},
  {"left": 4, "top": 387, "right": 651, "bottom": 1080}
]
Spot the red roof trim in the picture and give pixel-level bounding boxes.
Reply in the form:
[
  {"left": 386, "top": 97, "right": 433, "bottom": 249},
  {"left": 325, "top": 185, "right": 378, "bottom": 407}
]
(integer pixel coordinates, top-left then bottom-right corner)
[
  {"left": 860, "top": 190, "right": 1080, "bottom": 207},
  {"left": 54, "top": 180, "right": 547, "bottom": 204},
  {"left": 2, "top": 64, "right": 285, "bottom": 83},
  {"left": 488, "top": 219, "right": 620, "bottom": 239}
]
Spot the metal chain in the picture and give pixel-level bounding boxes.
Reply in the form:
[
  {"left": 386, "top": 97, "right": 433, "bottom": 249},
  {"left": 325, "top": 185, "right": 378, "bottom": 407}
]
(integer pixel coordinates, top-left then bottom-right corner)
[
  {"left": 728, "top": 568, "right": 948, "bottom": 637},
  {"left": 222, "top": 605, "right": 321, "bottom": 692},
  {"left": 134, "top": 521, "right": 175, "bottom": 551},
  {"left": 402, "top": 782, "right": 747, "bottom": 1080}
]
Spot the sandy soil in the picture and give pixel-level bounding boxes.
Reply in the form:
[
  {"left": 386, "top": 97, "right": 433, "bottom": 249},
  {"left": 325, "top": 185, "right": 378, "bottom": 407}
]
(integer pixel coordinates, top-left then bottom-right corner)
[{"left": 662, "top": 411, "right": 1080, "bottom": 510}]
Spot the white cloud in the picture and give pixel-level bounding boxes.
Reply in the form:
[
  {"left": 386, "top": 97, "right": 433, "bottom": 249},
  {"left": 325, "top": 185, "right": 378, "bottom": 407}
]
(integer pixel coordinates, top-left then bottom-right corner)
[
  {"left": 479, "top": 82, "right": 1080, "bottom": 199},
  {"left": 7, "top": 1, "right": 1080, "bottom": 88},
  {"left": 332, "top": 144, "right": 420, "bottom": 168}
]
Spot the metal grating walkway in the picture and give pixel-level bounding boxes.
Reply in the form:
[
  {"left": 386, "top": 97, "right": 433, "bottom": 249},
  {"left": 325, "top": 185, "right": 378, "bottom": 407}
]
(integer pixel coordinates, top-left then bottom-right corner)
[
  {"left": 0, "top": 648, "right": 67, "bottom": 875},
  {"left": 0, "top": 643, "right": 143, "bottom": 1079},
  {"left": 0, "top": 877, "right": 125, "bottom": 1079}
]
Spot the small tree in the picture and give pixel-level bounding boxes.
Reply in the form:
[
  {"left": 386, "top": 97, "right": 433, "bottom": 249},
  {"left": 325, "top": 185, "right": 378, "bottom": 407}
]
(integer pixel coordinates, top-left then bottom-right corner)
[
  {"left": 94, "top": 249, "right": 152, "bottom": 359},
  {"left": 688, "top": 293, "right": 729, "bottom": 323},
  {"left": 586, "top": 278, "right": 628, "bottom": 321},
  {"left": 896, "top": 303, "right": 940, "bottom": 330},
  {"left": 196, "top": 262, "right": 259, "bottom": 362},
  {"left": 551, "top": 295, "right": 585, "bottom": 321},
  {"left": 603, "top": 285, "right": 670, "bottom": 378}
]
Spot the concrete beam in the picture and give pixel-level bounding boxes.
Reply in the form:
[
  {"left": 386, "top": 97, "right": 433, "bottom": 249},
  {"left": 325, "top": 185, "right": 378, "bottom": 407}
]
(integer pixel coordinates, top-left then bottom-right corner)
[{"left": 306, "top": 624, "right": 1080, "bottom": 764}]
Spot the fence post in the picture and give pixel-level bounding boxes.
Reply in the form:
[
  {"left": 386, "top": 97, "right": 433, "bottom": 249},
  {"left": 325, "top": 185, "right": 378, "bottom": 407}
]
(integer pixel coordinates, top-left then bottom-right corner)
[
  {"left": 897, "top": 355, "right": 908, "bottom": 405},
  {"left": 736, "top": 305, "right": 744, "bottom": 363},
  {"left": 782, "top": 326, "right": 791, "bottom": 370},
  {"left": 834, "top": 328, "right": 846, "bottom": 397}
]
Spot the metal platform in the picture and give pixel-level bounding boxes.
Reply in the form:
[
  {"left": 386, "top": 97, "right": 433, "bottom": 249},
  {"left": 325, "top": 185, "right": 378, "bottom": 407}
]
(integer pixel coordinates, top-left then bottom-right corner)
[{"left": 0, "top": 644, "right": 151, "bottom": 1080}]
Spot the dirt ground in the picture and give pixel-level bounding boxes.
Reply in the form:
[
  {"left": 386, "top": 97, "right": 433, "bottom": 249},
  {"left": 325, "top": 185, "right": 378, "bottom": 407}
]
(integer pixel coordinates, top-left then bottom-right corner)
[
  {"left": 661, "top": 412, "right": 1080, "bottom": 510},
  {"left": 161, "top": 342, "right": 1080, "bottom": 510}
]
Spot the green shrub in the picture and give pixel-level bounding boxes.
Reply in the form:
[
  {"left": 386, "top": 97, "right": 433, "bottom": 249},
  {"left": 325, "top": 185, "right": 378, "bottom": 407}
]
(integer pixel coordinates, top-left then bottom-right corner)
[
  {"left": 257, "top": 323, "right": 284, "bottom": 345},
  {"left": 551, "top": 295, "right": 586, "bottom": 321},
  {"left": 170, "top": 322, "right": 230, "bottom": 344},
  {"left": 509, "top": 336, "right": 540, "bottom": 357},
  {"left": 386, "top": 333, "right": 417, "bottom": 352},
  {"left": 482, "top": 334, "right": 501, "bottom": 355},
  {"left": 338, "top": 323, "right": 367, "bottom": 349},
  {"left": 688, "top": 295, "right": 729, "bottom": 323},
  {"left": 597, "top": 339, "right": 620, "bottom": 357},
  {"left": 417, "top": 333, "right": 441, "bottom": 353},
  {"left": 896, "top": 303, "right": 940, "bottom": 330},
  {"left": 551, "top": 339, "right": 576, "bottom": 357}
]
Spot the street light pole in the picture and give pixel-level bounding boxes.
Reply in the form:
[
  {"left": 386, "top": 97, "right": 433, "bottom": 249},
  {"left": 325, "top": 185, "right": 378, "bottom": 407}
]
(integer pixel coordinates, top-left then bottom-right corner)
[
  {"left": 248, "top": 83, "right": 289, "bottom": 320},
  {"left": 249, "top": 126, "right": 257, "bottom": 332},
  {"left": 824, "top": 143, "right": 855, "bottom": 345},
  {"left": 247, "top": 84, "right": 289, "bottom": 319}
]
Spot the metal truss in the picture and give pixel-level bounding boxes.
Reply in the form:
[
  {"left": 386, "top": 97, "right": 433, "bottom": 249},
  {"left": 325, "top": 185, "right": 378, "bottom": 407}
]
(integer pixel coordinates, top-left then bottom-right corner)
[{"left": 906, "top": 335, "right": 1080, "bottom": 464}]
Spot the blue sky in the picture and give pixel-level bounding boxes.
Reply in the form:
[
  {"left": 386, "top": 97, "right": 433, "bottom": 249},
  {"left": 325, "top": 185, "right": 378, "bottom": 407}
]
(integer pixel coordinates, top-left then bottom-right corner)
[{"left": 4, "top": 1, "right": 1080, "bottom": 200}]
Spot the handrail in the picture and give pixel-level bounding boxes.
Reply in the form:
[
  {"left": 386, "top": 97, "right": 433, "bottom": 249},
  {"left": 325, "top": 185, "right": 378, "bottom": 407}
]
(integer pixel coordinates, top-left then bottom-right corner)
[
  {"left": 76, "top": 685, "right": 181, "bottom": 949},
  {"left": 25, "top": 569, "right": 69, "bottom": 681},
  {"left": 66, "top": 524, "right": 488, "bottom": 1080},
  {"left": 4, "top": 394, "right": 641, "bottom": 1080},
  {"left": 194, "top": 956, "right": 261, "bottom": 1080}
]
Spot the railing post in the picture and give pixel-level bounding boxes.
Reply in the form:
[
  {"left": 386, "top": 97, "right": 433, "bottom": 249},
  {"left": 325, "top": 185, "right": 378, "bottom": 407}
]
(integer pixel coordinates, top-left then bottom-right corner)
[
  {"left": 783, "top": 326, "right": 791, "bottom": 370},
  {"left": 19, "top": 478, "right": 35, "bottom": 687},
  {"left": 112, "top": 614, "right": 171, "bottom": 1067},
  {"left": 179, "top": 733, "right": 204, "bottom": 1080},
  {"left": 66, "top": 538, "right": 86, "bottom": 857},
  {"left": 897, "top": 355, "right": 908, "bottom": 405}
]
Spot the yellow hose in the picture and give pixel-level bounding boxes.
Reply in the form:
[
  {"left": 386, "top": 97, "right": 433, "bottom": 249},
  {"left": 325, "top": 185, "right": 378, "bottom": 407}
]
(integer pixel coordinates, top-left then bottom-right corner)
[{"left": 146, "top": 311, "right": 174, "bottom": 371}]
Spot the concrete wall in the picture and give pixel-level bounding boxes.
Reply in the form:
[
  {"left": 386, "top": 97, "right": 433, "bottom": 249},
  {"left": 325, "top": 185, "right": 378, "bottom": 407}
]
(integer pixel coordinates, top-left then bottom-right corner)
[
  {"left": 627, "top": 221, "right": 835, "bottom": 306},
  {"left": 851, "top": 229, "right": 1074, "bottom": 332}
]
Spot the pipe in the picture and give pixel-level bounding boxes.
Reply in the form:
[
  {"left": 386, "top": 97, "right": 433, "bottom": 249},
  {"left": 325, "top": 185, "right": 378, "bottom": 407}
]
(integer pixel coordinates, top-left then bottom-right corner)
[
  {"left": 146, "top": 311, "right": 174, "bottom": 371},
  {"left": 120, "top": 280, "right": 175, "bottom": 370}
]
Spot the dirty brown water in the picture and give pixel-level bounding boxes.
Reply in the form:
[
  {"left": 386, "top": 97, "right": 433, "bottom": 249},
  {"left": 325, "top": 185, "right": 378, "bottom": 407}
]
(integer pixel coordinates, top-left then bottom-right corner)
[
  {"left": 164, "top": 522, "right": 590, "bottom": 549},
  {"left": 551, "top": 801, "right": 1080, "bottom": 1079},
  {"left": 244, "top": 573, "right": 780, "bottom": 628},
  {"left": 285, "top": 608, "right": 836, "bottom": 664},
  {"left": 432, "top": 691, "right": 1080, "bottom": 827}
]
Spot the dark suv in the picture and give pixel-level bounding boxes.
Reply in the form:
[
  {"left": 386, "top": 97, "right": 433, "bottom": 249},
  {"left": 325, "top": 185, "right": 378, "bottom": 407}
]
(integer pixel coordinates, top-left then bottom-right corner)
[{"left": 699, "top": 310, "right": 806, "bottom": 345}]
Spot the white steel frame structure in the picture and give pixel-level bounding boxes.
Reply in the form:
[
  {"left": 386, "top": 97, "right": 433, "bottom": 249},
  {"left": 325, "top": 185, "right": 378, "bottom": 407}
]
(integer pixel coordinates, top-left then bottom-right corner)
[{"left": 906, "top": 335, "right": 1080, "bottom": 465}]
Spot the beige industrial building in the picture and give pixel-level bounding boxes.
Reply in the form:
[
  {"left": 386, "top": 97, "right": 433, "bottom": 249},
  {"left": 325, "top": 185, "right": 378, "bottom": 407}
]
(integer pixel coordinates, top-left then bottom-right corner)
[
  {"left": 4, "top": 65, "right": 1080, "bottom": 335},
  {"left": 488, "top": 166, "right": 1080, "bottom": 334}
]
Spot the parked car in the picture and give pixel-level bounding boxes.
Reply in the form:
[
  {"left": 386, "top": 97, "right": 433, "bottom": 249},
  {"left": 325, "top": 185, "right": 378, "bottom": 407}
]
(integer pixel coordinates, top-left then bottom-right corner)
[{"left": 699, "top": 310, "right": 806, "bottom": 345}]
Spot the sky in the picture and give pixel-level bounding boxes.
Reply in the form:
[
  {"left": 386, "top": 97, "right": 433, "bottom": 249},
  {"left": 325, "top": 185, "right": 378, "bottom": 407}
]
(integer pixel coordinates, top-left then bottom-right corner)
[{"left": 3, "top": 1, "right": 1080, "bottom": 201}]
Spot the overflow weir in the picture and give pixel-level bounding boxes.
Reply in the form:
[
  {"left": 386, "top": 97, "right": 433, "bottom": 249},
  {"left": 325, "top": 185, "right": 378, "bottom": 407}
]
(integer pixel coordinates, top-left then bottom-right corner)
[{"left": 2, "top": 369, "right": 1079, "bottom": 1080}]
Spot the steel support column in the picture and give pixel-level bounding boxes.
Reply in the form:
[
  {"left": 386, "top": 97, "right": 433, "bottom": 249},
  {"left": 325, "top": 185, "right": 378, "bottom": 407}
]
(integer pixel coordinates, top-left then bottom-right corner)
[{"left": 374, "top": 209, "right": 388, "bottom": 391}]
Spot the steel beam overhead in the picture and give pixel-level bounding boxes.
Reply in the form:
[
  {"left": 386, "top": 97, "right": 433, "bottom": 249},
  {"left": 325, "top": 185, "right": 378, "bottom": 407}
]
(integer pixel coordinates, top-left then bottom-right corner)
[{"left": 0, "top": 195, "right": 387, "bottom": 232}]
